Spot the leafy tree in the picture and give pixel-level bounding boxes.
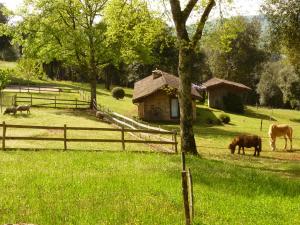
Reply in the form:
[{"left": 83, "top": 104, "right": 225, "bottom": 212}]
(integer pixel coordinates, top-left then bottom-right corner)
[
  {"left": 168, "top": 0, "right": 219, "bottom": 154},
  {"left": 13, "top": 0, "right": 110, "bottom": 107},
  {"left": 256, "top": 60, "right": 299, "bottom": 107},
  {"left": 104, "top": 0, "right": 166, "bottom": 65},
  {"left": 0, "top": 4, "right": 18, "bottom": 61},
  {"left": 203, "top": 16, "right": 266, "bottom": 91},
  {"left": 262, "top": 0, "right": 300, "bottom": 74}
]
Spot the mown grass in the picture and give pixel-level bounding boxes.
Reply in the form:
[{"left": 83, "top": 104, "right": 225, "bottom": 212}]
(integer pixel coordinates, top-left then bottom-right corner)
[
  {"left": 0, "top": 151, "right": 299, "bottom": 225},
  {"left": 0, "top": 60, "right": 17, "bottom": 69},
  {"left": 0, "top": 74, "right": 299, "bottom": 224}
]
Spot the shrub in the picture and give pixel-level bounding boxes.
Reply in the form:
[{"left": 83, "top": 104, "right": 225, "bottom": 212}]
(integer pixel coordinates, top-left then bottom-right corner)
[
  {"left": 112, "top": 87, "right": 125, "bottom": 100},
  {"left": 206, "top": 117, "right": 222, "bottom": 125},
  {"left": 223, "top": 93, "right": 244, "bottom": 113},
  {"left": 219, "top": 113, "right": 230, "bottom": 124},
  {"left": 0, "top": 69, "right": 12, "bottom": 90}
]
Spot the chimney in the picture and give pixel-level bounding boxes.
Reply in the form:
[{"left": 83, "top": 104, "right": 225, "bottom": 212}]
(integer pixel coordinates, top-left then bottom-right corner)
[{"left": 152, "top": 69, "right": 162, "bottom": 79}]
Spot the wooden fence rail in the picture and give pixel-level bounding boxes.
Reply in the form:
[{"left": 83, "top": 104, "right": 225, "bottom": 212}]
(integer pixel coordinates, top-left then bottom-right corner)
[
  {"left": 14, "top": 95, "right": 90, "bottom": 109},
  {"left": 0, "top": 122, "right": 178, "bottom": 152}
]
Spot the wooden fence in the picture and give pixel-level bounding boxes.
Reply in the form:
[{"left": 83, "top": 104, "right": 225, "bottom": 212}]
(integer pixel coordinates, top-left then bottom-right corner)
[
  {"left": 6, "top": 85, "right": 80, "bottom": 94},
  {"left": 14, "top": 95, "right": 90, "bottom": 109},
  {"left": 0, "top": 122, "right": 178, "bottom": 152}
]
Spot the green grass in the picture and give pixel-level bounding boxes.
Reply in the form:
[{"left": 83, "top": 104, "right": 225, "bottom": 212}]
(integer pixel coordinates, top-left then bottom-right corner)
[
  {"left": 0, "top": 108, "right": 152, "bottom": 152},
  {"left": 0, "top": 77, "right": 299, "bottom": 224},
  {"left": 0, "top": 60, "right": 17, "bottom": 69},
  {"left": 0, "top": 151, "right": 299, "bottom": 225}
]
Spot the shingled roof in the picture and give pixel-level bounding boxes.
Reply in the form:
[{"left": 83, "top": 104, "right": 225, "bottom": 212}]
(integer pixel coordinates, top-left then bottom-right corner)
[
  {"left": 132, "top": 70, "right": 200, "bottom": 103},
  {"left": 200, "top": 77, "right": 251, "bottom": 91}
]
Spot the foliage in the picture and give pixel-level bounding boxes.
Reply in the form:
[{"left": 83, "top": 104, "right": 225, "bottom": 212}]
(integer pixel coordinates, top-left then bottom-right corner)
[
  {"left": 0, "top": 68, "right": 11, "bottom": 90},
  {"left": 112, "top": 87, "right": 125, "bottom": 100},
  {"left": 262, "top": 0, "right": 300, "bottom": 73},
  {"left": 104, "top": 0, "right": 166, "bottom": 65},
  {"left": 203, "top": 16, "right": 266, "bottom": 92},
  {"left": 219, "top": 113, "right": 230, "bottom": 124},
  {"left": 17, "top": 58, "right": 46, "bottom": 81},
  {"left": 0, "top": 4, "right": 18, "bottom": 61},
  {"left": 223, "top": 92, "right": 244, "bottom": 113},
  {"left": 257, "top": 60, "right": 299, "bottom": 107}
]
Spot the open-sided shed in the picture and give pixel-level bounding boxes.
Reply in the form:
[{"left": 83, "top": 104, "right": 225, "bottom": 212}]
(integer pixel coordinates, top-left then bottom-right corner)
[
  {"left": 200, "top": 77, "right": 251, "bottom": 109},
  {"left": 132, "top": 70, "right": 200, "bottom": 122}
]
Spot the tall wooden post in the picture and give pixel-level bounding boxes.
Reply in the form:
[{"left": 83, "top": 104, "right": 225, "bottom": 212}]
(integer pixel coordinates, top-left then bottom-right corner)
[
  {"left": 181, "top": 152, "right": 191, "bottom": 225},
  {"left": 121, "top": 126, "right": 125, "bottom": 150},
  {"left": 173, "top": 130, "right": 178, "bottom": 153},
  {"left": 54, "top": 96, "right": 57, "bottom": 108},
  {"left": 2, "top": 121, "right": 6, "bottom": 151},
  {"left": 30, "top": 94, "right": 33, "bottom": 106},
  {"left": 188, "top": 168, "right": 194, "bottom": 220},
  {"left": 260, "top": 119, "right": 263, "bottom": 131},
  {"left": 64, "top": 124, "right": 67, "bottom": 151},
  {"left": 75, "top": 98, "right": 78, "bottom": 109}
]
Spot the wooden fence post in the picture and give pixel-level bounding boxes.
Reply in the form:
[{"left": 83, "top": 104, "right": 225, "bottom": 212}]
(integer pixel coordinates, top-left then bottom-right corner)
[
  {"left": 54, "top": 96, "right": 57, "bottom": 108},
  {"left": 30, "top": 94, "right": 33, "bottom": 106},
  {"left": 188, "top": 168, "right": 194, "bottom": 220},
  {"left": 173, "top": 130, "right": 178, "bottom": 153},
  {"left": 2, "top": 121, "right": 6, "bottom": 151},
  {"left": 260, "top": 119, "right": 263, "bottom": 131},
  {"left": 181, "top": 152, "right": 191, "bottom": 225},
  {"left": 14, "top": 94, "right": 17, "bottom": 106},
  {"left": 121, "top": 126, "right": 125, "bottom": 150},
  {"left": 64, "top": 124, "right": 67, "bottom": 150},
  {"left": 75, "top": 98, "right": 78, "bottom": 109}
]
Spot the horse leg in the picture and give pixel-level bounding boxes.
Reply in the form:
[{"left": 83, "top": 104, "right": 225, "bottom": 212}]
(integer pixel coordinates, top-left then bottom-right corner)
[
  {"left": 284, "top": 136, "right": 287, "bottom": 150},
  {"left": 270, "top": 138, "right": 275, "bottom": 151},
  {"left": 253, "top": 147, "right": 257, "bottom": 156},
  {"left": 289, "top": 129, "right": 293, "bottom": 150},
  {"left": 242, "top": 147, "right": 245, "bottom": 155},
  {"left": 238, "top": 146, "right": 241, "bottom": 154}
]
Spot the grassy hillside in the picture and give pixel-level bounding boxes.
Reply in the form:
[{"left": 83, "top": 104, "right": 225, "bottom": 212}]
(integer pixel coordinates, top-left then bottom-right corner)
[{"left": 0, "top": 78, "right": 299, "bottom": 224}]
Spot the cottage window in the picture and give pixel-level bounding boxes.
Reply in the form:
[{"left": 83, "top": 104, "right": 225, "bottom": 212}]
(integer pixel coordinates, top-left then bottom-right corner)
[{"left": 170, "top": 98, "right": 179, "bottom": 118}]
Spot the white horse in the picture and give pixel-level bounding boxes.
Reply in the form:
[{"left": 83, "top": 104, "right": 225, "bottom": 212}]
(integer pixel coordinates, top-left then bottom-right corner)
[{"left": 268, "top": 124, "right": 293, "bottom": 151}]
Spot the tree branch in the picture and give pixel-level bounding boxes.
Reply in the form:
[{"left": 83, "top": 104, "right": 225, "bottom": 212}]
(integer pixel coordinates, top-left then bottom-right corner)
[
  {"left": 182, "top": 0, "right": 198, "bottom": 22},
  {"left": 191, "top": 0, "right": 215, "bottom": 48}
]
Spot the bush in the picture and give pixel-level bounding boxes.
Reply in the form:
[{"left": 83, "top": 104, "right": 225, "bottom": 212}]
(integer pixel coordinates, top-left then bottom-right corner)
[
  {"left": 223, "top": 93, "right": 244, "bottom": 113},
  {"left": 112, "top": 87, "right": 125, "bottom": 100},
  {"left": 219, "top": 113, "right": 230, "bottom": 124},
  {"left": 206, "top": 117, "right": 222, "bottom": 125}
]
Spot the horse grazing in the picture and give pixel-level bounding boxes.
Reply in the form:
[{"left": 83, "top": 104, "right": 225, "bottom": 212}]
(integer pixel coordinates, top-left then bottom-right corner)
[
  {"left": 3, "top": 106, "right": 17, "bottom": 115},
  {"left": 229, "top": 135, "right": 262, "bottom": 156},
  {"left": 268, "top": 124, "right": 293, "bottom": 151},
  {"left": 16, "top": 105, "right": 31, "bottom": 114}
]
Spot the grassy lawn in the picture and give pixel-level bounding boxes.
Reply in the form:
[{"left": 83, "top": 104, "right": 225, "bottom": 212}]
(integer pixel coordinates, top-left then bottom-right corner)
[
  {"left": 0, "top": 60, "right": 17, "bottom": 69},
  {"left": 0, "top": 151, "right": 299, "bottom": 225},
  {"left": 0, "top": 77, "right": 299, "bottom": 224},
  {"left": 0, "top": 108, "right": 152, "bottom": 152}
]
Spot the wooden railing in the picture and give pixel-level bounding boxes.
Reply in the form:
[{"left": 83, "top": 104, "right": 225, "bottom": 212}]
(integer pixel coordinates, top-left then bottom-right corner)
[
  {"left": 6, "top": 85, "right": 80, "bottom": 94},
  {"left": 14, "top": 95, "right": 90, "bottom": 109},
  {"left": 0, "top": 122, "right": 178, "bottom": 153}
]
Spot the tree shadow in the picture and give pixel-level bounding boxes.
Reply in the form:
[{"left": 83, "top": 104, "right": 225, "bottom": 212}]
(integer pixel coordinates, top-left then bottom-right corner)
[
  {"left": 290, "top": 118, "right": 300, "bottom": 123},
  {"left": 244, "top": 108, "right": 277, "bottom": 121},
  {"left": 167, "top": 156, "right": 300, "bottom": 198}
]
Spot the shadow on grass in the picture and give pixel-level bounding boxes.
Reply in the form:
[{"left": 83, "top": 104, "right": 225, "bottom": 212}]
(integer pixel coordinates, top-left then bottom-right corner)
[
  {"left": 245, "top": 108, "right": 277, "bottom": 121},
  {"left": 290, "top": 118, "right": 300, "bottom": 123},
  {"left": 168, "top": 156, "right": 300, "bottom": 198}
]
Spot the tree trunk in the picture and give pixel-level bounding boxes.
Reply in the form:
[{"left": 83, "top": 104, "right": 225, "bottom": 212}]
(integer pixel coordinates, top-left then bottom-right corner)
[
  {"left": 178, "top": 47, "right": 198, "bottom": 154},
  {"left": 90, "top": 73, "right": 97, "bottom": 109}
]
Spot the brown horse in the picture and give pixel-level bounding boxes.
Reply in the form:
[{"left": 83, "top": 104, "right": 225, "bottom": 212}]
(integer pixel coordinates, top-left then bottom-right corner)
[
  {"left": 268, "top": 124, "right": 293, "bottom": 151},
  {"left": 229, "top": 135, "right": 262, "bottom": 156}
]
